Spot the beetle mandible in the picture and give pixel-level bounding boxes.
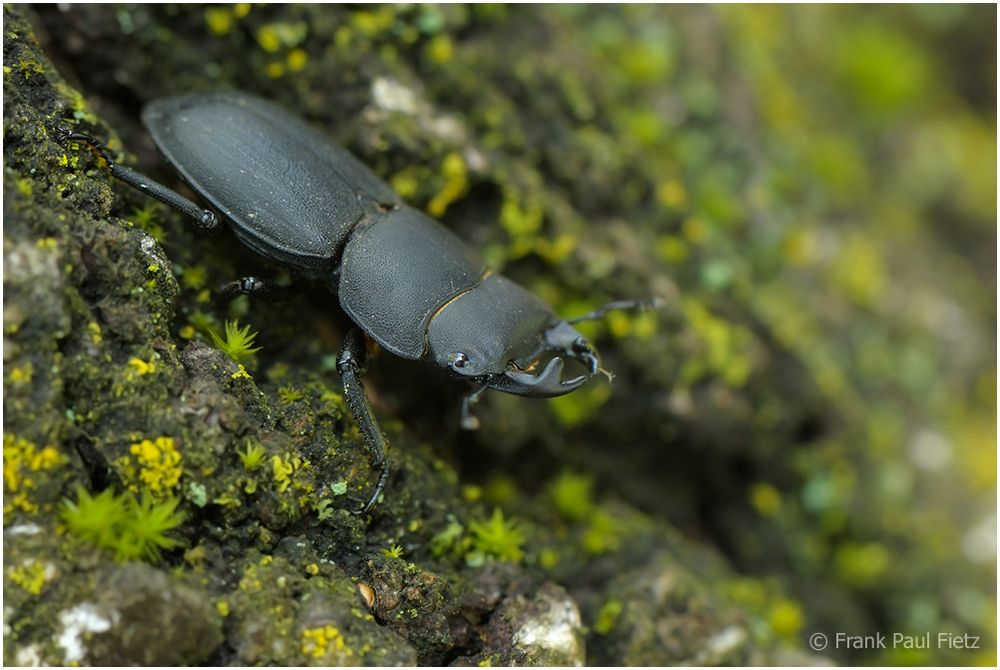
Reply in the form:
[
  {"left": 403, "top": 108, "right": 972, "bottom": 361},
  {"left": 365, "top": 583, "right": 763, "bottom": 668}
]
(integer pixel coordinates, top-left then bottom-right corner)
[{"left": 64, "top": 91, "right": 656, "bottom": 513}]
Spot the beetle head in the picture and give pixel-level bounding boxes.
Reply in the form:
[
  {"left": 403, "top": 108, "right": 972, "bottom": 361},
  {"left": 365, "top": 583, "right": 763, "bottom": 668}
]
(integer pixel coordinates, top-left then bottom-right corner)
[{"left": 426, "top": 276, "right": 597, "bottom": 398}]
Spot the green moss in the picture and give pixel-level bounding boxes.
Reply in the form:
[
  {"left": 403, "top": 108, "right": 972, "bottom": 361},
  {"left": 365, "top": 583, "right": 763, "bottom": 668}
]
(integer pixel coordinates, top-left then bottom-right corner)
[
  {"left": 429, "top": 514, "right": 465, "bottom": 559},
  {"left": 210, "top": 319, "right": 263, "bottom": 364},
  {"left": 548, "top": 471, "right": 595, "bottom": 522},
  {"left": 381, "top": 543, "right": 405, "bottom": 559},
  {"left": 581, "top": 507, "right": 622, "bottom": 555},
  {"left": 61, "top": 485, "right": 185, "bottom": 562},
  {"left": 277, "top": 385, "right": 305, "bottom": 404},
  {"left": 466, "top": 508, "right": 526, "bottom": 564},
  {"left": 237, "top": 440, "right": 267, "bottom": 471},
  {"left": 593, "top": 599, "right": 623, "bottom": 635}
]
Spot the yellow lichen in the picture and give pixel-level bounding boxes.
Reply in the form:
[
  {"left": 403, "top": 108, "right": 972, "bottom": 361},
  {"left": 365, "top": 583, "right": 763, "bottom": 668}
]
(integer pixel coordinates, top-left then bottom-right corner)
[
  {"left": 300, "top": 624, "right": 351, "bottom": 660},
  {"left": 287, "top": 48, "right": 308, "bottom": 72},
  {"left": 257, "top": 25, "right": 282, "bottom": 52},
  {"left": 680, "top": 299, "right": 754, "bottom": 388},
  {"left": 427, "top": 152, "right": 468, "bottom": 218},
  {"left": 750, "top": 482, "right": 782, "bottom": 517},
  {"left": 681, "top": 217, "right": 708, "bottom": 245},
  {"left": 87, "top": 321, "right": 103, "bottom": 344},
  {"left": 126, "top": 436, "right": 183, "bottom": 496},
  {"left": 499, "top": 187, "right": 544, "bottom": 239},
  {"left": 266, "top": 61, "right": 285, "bottom": 79},
  {"left": 656, "top": 179, "right": 687, "bottom": 209},
  {"left": 425, "top": 34, "right": 454, "bottom": 64},
  {"left": 3, "top": 433, "right": 66, "bottom": 516},
  {"left": 8, "top": 560, "right": 54, "bottom": 595},
  {"left": 231, "top": 364, "right": 252, "bottom": 381},
  {"left": 768, "top": 598, "right": 804, "bottom": 638},
  {"left": 272, "top": 453, "right": 308, "bottom": 494},
  {"left": 127, "top": 357, "right": 156, "bottom": 376},
  {"left": 205, "top": 7, "right": 232, "bottom": 36},
  {"left": 8, "top": 363, "right": 33, "bottom": 384}
]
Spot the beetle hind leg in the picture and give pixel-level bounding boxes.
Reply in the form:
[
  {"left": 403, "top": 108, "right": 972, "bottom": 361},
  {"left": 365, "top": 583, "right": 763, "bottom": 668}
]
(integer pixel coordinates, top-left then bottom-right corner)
[
  {"left": 61, "top": 130, "right": 219, "bottom": 230},
  {"left": 336, "top": 328, "right": 391, "bottom": 514}
]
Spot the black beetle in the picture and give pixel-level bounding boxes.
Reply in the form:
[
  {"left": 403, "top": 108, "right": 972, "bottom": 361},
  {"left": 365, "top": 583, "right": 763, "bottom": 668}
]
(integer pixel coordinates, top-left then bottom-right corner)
[{"left": 64, "top": 91, "right": 655, "bottom": 513}]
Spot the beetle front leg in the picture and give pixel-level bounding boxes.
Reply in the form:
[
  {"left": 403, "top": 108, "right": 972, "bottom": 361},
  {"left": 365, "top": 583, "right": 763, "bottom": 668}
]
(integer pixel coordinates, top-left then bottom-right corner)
[
  {"left": 565, "top": 297, "right": 664, "bottom": 325},
  {"left": 459, "top": 384, "right": 488, "bottom": 431},
  {"left": 336, "top": 328, "right": 391, "bottom": 515},
  {"left": 61, "top": 130, "right": 219, "bottom": 230}
]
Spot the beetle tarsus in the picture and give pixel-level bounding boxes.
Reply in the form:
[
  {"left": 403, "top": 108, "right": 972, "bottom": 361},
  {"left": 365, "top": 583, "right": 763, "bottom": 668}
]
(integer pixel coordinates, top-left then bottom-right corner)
[
  {"left": 61, "top": 130, "right": 219, "bottom": 230},
  {"left": 337, "top": 328, "right": 391, "bottom": 514},
  {"left": 221, "top": 276, "right": 272, "bottom": 299}
]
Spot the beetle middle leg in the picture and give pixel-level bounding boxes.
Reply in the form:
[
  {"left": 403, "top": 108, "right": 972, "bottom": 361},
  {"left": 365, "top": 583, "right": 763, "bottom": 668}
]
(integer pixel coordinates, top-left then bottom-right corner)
[{"left": 336, "top": 328, "right": 391, "bottom": 514}]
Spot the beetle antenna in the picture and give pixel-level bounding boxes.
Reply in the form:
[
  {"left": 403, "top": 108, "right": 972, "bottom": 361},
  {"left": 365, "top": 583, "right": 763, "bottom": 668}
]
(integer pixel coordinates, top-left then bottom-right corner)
[{"left": 566, "top": 297, "right": 663, "bottom": 324}]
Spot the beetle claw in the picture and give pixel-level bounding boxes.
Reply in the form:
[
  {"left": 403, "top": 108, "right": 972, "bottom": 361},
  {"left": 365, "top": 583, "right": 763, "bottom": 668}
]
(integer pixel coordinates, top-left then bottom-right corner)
[{"left": 490, "top": 357, "right": 587, "bottom": 398}]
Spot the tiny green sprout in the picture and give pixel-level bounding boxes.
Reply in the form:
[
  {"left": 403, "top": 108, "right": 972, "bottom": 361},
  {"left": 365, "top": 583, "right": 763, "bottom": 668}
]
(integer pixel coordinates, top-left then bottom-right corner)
[
  {"left": 127, "top": 493, "right": 186, "bottom": 561},
  {"left": 61, "top": 485, "right": 185, "bottom": 562},
  {"left": 468, "top": 508, "right": 526, "bottom": 563},
  {"left": 211, "top": 319, "right": 262, "bottom": 363},
  {"left": 278, "top": 385, "right": 305, "bottom": 404},
  {"left": 237, "top": 441, "right": 267, "bottom": 471},
  {"left": 430, "top": 514, "right": 465, "bottom": 558},
  {"left": 131, "top": 203, "right": 167, "bottom": 242},
  {"left": 132, "top": 203, "right": 159, "bottom": 227},
  {"left": 382, "top": 543, "right": 405, "bottom": 559}
]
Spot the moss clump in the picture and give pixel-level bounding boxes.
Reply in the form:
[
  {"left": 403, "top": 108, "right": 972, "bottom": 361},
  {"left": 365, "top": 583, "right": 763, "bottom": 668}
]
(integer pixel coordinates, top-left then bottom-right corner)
[
  {"left": 60, "top": 485, "right": 185, "bottom": 562},
  {"left": 548, "top": 471, "right": 596, "bottom": 522},
  {"left": 381, "top": 543, "right": 405, "bottom": 559},
  {"left": 237, "top": 440, "right": 267, "bottom": 471},
  {"left": 210, "top": 319, "right": 262, "bottom": 364},
  {"left": 467, "top": 508, "right": 526, "bottom": 564}
]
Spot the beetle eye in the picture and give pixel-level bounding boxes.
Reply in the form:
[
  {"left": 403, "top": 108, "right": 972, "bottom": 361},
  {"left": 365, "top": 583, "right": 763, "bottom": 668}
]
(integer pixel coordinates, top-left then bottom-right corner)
[{"left": 449, "top": 352, "right": 470, "bottom": 369}]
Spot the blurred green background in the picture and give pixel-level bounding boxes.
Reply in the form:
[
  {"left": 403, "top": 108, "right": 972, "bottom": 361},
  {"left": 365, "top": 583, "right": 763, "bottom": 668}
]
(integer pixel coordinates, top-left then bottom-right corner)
[{"left": 12, "top": 3, "right": 997, "bottom": 665}]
